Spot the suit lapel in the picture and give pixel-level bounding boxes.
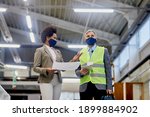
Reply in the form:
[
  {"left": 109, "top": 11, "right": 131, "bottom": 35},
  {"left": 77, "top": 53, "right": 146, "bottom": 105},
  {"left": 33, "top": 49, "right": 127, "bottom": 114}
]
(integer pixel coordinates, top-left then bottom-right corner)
[
  {"left": 52, "top": 48, "right": 62, "bottom": 62},
  {"left": 43, "top": 45, "right": 53, "bottom": 62}
]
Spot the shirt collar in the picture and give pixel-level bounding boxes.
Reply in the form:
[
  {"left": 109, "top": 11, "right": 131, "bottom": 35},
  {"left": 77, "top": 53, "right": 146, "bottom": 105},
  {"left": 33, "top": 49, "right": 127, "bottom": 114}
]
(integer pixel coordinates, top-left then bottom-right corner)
[{"left": 88, "top": 44, "right": 97, "bottom": 52}]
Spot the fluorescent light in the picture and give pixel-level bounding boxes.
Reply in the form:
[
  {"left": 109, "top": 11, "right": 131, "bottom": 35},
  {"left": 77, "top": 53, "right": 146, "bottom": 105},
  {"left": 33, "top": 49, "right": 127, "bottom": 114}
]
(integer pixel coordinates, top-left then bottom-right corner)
[
  {"left": 4, "top": 64, "right": 28, "bottom": 69},
  {"left": 73, "top": 8, "right": 114, "bottom": 13},
  {"left": 0, "top": 44, "right": 20, "bottom": 48},
  {"left": 0, "top": 8, "right": 7, "bottom": 12},
  {"left": 29, "top": 32, "right": 35, "bottom": 43},
  {"left": 26, "top": 15, "right": 32, "bottom": 29},
  {"left": 68, "top": 45, "right": 87, "bottom": 48},
  {"left": 23, "top": 0, "right": 27, "bottom": 1},
  {"left": 17, "top": 77, "right": 21, "bottom": 80}
]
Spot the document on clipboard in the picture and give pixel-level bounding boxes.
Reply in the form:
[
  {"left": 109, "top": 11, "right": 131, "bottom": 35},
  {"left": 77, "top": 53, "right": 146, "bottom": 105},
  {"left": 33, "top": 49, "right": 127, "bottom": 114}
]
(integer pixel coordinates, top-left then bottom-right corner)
[{"left": 52, "top": 62, "right": 80, "bottom": 71}]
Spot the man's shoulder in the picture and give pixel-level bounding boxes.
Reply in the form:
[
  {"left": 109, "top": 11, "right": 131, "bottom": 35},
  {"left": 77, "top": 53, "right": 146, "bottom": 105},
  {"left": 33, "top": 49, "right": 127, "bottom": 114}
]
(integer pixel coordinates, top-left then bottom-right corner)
[
  {"left": 80, "top": 47, "right": 88, "bottom": 52},
  {"left": 97, "top": 46, "right": 106, "bottom": 50}
]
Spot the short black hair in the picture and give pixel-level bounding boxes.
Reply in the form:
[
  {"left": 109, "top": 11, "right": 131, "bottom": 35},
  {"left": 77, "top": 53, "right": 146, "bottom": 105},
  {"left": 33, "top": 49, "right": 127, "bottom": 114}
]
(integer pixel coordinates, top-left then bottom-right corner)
[{"left": 41, "top": 26, "right": 57, "bottom": 43}]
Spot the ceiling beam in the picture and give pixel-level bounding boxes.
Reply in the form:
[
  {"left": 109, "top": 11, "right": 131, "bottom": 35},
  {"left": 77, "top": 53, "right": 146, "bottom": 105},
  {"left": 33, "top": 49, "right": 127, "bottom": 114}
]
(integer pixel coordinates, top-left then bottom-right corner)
[
  {"left": 140, "top": 0, "right": 150, "bottom": 8},
  {"left": 0, "top": 13, "right": 12, "bottom": 42},
  {"left": 75, "top": 0, "right": 137, "bottom": 28},
  {"left": 4, "top": 4, "right": 119, "bottom": 41},
  {"left": 0, "top": 13, "right": 21, "bottom": 63},
  {"left": 96, "top": 0, "right": 135, "bottom": 8},
  {"left": 9, "top": 27, "right": 78, "bottom": 52},
  {"left": 9, "top": 27, "right": 120, "bottom": 56},
  {"left": 75, "top": 0, "right": 135, "bottom": 15}
]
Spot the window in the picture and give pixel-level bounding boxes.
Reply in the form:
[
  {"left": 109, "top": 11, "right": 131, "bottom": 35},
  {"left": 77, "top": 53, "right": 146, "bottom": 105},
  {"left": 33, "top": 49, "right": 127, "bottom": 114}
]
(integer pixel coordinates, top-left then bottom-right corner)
[
  {"left": 120, "top": 46, "right": 129, "bottom": 68},
  {"left": 129, "top": 34, "right": 138, "bottom": 57},
  {"left": 129, "top": 34, "right": 137, "bottom": 46},
  {"left": 139, "top": 17, "right": 150, "bottom": 48},
  {"left": 114, "top": 57, "right": 119, "bottom": 67}
]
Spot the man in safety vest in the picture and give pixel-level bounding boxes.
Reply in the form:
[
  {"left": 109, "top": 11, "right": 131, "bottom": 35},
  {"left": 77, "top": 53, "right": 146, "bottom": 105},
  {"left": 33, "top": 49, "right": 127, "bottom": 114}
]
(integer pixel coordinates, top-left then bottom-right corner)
[{"left": 75, "top": 30, "right": 113, "bottom": 100}]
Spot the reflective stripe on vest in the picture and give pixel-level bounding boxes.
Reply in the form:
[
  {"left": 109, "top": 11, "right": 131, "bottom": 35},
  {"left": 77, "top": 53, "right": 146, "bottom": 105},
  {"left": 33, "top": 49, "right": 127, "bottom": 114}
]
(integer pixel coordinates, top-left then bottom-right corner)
[
  {"left": 79, "top": 46, "right": 106, "bottom": 85},
  {"left": 82, "top": 63, "right": 104, "bottom": 68}
]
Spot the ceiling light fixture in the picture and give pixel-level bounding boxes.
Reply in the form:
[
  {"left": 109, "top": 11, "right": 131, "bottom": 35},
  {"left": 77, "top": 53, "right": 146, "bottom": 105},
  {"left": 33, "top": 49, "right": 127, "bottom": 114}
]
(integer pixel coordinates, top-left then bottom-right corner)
[
  {"left": 68, "top": 45, "right": 87, "bottom": 48},
  {"left": 73, "top": 8, "right": 114, "bottom": 13},
  {"left": 4, "top": 64, "right": 28, "bottom": 69},
  {"left": 0, "top": 44, "right": 20, "bottom": 48},
  {"left": 0, "top": 8, "right": 7, "bottom": 12},
  {"left": 29, "top": 32, "right": 35, "bottom": 43},
  {"left": 26, "top": 15, "right": 32, "bottom": 29}
]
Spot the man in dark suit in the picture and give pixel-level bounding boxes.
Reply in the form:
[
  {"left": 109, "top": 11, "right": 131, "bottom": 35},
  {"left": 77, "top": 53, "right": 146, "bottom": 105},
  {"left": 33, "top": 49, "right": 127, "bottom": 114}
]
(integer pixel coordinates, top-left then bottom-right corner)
[{"left": 75, "top": 30, "right": 113, "bottom": 100}]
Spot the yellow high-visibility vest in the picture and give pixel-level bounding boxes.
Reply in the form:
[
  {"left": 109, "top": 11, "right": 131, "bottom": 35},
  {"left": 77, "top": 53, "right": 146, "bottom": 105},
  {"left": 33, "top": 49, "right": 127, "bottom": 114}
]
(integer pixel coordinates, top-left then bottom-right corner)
[{"left": 79, "top": 46, "right": 106, "bottom": 85}]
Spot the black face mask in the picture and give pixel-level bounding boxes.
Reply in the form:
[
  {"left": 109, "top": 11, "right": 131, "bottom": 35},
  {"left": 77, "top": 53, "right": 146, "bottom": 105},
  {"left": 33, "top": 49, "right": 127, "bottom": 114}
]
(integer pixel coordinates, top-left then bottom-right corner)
[
  {"left": 48, "top": 39, "right": 57, "bottom": 47},
  {"left": 86, "top": 37, "right": 96, "bottom": 45}
]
